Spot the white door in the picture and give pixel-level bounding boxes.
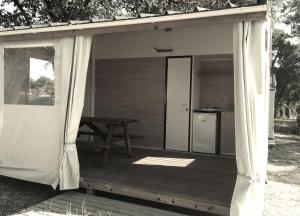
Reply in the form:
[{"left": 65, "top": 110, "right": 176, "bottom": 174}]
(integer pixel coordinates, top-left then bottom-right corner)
[{"left": 166, "top": 57, "right": 191, "bottom": 151}]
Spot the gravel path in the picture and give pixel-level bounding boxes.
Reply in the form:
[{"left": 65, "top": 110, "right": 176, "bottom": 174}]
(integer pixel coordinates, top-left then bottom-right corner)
[{"left": 264, "top": 133, "right": 300, "bottom": 216}]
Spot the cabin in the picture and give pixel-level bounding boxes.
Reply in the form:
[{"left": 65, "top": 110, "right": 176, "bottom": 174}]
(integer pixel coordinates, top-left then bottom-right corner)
[{"left": 0, "top": 2, "right": 271, "bottom": 216}]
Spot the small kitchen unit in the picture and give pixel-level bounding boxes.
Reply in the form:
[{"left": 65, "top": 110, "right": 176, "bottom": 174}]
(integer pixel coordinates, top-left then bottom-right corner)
[
  {"left": 192, "top": 110, "right": 221, "bottom": 154},
  {"left": 190, "top": 55, "right": 235, "bottom": 156},
  {"left": 164, "top": 55, "right": 235, "bottom": 155}
]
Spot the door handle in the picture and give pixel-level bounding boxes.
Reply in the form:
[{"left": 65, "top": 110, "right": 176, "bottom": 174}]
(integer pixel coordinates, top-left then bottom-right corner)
[
  {"left": 181, "top": 103, "right": 189, "bottom": 111},
  {"left": 180, "top": 103, "right": 189, "bottom": 111}
]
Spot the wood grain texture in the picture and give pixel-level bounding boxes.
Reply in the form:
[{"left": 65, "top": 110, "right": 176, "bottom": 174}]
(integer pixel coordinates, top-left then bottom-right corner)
[
  {"left": 220, "top": 112, "right": 235, "bottom": 155},
  {"left": 198, "top": 59, "right": 234, "bottom": 110},
  {"left": 94, "top": 58, "right": 166, "bottom": 149},
  {"left": 20, "top": 191, "right": 191, "bottom": 216},
  {"left": 79, "top": 147, "right": 237, "bottom": 215}
]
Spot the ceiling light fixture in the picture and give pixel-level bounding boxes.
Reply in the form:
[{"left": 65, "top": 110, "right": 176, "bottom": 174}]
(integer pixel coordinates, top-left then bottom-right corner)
[{"left": 153, "top": 47, "right": 173, "bottom": 53}]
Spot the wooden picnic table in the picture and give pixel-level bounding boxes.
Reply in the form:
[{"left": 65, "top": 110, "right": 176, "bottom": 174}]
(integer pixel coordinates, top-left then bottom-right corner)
[{"left": 78, "top": 116, "right": 138, "bottom": 158}]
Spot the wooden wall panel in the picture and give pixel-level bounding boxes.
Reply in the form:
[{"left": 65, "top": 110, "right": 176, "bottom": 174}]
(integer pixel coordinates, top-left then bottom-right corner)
[
  {"left": 220, "top": 111, "right": 235, "bottom": 155},
  {"left": 198, "top": 59, "right": 234, "bottom": 110},
  {"left": 95, "top": 58, "right": 166, "bottom": 149}
]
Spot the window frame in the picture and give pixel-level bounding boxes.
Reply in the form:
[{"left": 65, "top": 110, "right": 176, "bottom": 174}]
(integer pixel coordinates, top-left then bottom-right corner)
[{"left": 1, "top": 40, "right": 58, "bottom": 107}]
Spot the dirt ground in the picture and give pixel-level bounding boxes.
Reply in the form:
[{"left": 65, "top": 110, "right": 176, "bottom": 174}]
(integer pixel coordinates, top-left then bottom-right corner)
[
  {"left": 0, "top": 176, "right": 59, "bottom": 215},
  {"left": 264, "top": 133, "right": 300, "bottom": 216}
]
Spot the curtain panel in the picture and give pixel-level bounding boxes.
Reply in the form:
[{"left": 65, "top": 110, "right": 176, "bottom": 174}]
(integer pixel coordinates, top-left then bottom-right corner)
[
  {"left": 0, "top": 40, "right": 65, "bottom": 187},
  {"left": 0, "top": 46, "right": 3, "bottom": 134},
  {"left": 59, "top": 35, "right": 92, "bottom": 190},
  {"left": 231, "top": 20, "right": 270, "bottom": 216},
  {"left": 0, "top": 36, "right": 91, "bottom": 189}
]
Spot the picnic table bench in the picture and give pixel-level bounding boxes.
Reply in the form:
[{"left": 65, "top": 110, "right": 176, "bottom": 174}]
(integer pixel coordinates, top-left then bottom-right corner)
[{"left": 77, "top": 116, "right": 139, "bottom": 166}]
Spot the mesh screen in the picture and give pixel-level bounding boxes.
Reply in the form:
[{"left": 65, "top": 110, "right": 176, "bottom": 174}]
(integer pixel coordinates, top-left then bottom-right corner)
[{"left": 4, "top": 47, "right": 55, "bottom": 105}]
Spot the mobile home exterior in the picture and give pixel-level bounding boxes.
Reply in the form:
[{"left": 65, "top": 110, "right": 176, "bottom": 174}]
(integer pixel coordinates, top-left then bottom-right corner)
[{"left": 0, "top": 4, "right": 271, "bottom": 216}]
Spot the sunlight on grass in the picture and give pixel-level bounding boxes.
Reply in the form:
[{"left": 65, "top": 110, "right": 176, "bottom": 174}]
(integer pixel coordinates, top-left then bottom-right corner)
[
  {"left": 12, "top": 209, "right": 113, "bottom": 216},
  {"left": 13, "top": 211, "right": 62, "bottom": 216},
  {"left": 10, "top": 201, "right": 113, "bottom": 216},
  {"left": 133, "top": 157, "right": 195, "bottom": 167},
  {"left": 276, "top": 133, "right": 300, "bottom": 139},
  {"left": 268, "top": 164, "right": 297, "bottom": 172}
]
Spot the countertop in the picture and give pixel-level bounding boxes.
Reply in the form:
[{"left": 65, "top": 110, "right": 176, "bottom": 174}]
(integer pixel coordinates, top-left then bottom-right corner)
[{"left": 193, "top": 109, "right": 234, "bottom": 113}]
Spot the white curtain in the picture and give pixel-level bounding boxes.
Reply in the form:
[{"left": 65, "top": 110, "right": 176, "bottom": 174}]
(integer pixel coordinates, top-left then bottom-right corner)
[
  {"left": 59, "top": 35, "right": 92, "bottom": 190},
  {"left": 230, "top": 21, "right": 270, "bottom": 216},
  {"left": 0, "top": 40, "right": 67, "bottom": 187},
  {"left": 0, "top": 36, "right": 91, "bottom": 189},
  {"left": 0, "top": 47, "right": 3, "bottom": 134}
]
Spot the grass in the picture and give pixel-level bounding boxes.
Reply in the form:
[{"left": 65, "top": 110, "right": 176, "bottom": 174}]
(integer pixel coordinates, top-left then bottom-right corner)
[
  {"left": 274, "top": 118, "right": 299, "bottom": 135},
  {"left": 23, "top": 200, "right": 114, "bottom": 216},
  {"left": 0, "top": 176, "right": 60, "bottom": 215}
]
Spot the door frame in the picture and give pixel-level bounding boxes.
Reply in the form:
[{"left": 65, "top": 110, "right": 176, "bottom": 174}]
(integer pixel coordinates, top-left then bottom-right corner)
[{"left": 164, "top": 56, "right": 193, "bottom": 151}]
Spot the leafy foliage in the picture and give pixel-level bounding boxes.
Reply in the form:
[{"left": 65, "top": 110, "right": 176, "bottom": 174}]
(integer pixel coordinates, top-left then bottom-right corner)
[
  {"left": 0, "top": 0, "right": 258, "bottom": 27},
  {"left": 30, "top": 76, "right": 54, "bottom": 97},
  {"left": 282, "top": 0, "right": 300, "bottom": 36},
  {"left": 273, "top": 29, "right": 300, "bottom": 109},
  {"left": 271, "top": 0, "right": 300, "bottom": 129}
]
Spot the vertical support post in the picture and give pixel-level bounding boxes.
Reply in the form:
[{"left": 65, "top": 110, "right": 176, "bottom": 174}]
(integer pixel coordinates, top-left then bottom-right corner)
[
  {"left": 105, "top": 123, "right": 114, "bottom": 143},
  {"left": 123, "top": 121, "right": 132, "bottom": 158},
  {"left": 90, "top": 36, "right": 96, "bottom": 143},
  {"left": 91, "top": 35, "right": 96, "bottom": 118},
  {"left": 86, "top": 188, "right": 96, "bottom": 195}
]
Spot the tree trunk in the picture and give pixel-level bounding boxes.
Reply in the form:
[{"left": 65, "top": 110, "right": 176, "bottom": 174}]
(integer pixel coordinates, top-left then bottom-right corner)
[
  {"left": 286, "top": 108, "right": 290, "bottom": 118},
  {"left": 297, "top": 115, "right": 300, "bottom": 135},
  {"left": 274, "top": 106, "right": 280, "bottom": 118}
]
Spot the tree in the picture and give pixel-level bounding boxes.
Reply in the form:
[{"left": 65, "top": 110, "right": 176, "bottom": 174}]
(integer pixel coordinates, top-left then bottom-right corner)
[
  {"left": 272, "top": 28, "right": 300, "bottom": 132},
  {"left": 30, "top": 76, "right": 54, "bottom": 97},
  {"left": 0, "top": 0, "right": 258, "bottom": 27},
  {"left": 269, "top": 0, "right": 300, "bottom": 134},
  {"left": 273, "top": 30, "right": 300, "bottom": 107},
  {"left": 282, "top": 0, "right": 300, "bottom": 36},
  {"left": 0, "top": 0, "right": 120, "bottom": 26}
]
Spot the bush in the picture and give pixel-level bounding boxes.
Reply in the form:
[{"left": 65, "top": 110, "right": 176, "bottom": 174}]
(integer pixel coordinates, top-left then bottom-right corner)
[{"left": 274, "top": 118, "right": 299, "bottom": 134}]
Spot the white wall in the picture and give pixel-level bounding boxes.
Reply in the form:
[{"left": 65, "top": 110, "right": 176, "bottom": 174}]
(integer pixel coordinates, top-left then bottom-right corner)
[{"left": 94, "top": 23, "right": 233, "bottom": 59}]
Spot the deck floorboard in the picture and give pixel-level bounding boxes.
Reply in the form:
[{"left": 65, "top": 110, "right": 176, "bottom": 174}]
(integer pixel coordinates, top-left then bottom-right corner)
[
  {"left": 16, "top": 191, "right": 191, "bottom": 216},
  {"left": 79, "top": 147, "right": 237, "bottom": 215}
]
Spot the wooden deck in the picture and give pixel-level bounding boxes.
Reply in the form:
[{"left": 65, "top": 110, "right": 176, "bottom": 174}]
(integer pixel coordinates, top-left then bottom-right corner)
[
  {"left": 17, "top": 191, "right": 191, "bottom": 216},
  {"left": 78, "top": 147, "right": 237, "bottom": 216}
]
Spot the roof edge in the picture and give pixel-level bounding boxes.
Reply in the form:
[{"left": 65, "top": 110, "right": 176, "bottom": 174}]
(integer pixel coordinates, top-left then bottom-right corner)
[{"left": 0, "top": 5, "right": 268, "bottom": 40}]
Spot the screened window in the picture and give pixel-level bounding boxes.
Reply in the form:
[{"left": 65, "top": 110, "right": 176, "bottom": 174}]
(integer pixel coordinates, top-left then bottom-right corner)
[{"left": 4, "top": 47, "right": 55, "bottom": 105}]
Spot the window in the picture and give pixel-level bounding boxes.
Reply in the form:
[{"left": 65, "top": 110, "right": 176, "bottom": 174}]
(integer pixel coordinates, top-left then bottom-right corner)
[{"left": 4, "top": 47, "right": 55, "bottom": 105}]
